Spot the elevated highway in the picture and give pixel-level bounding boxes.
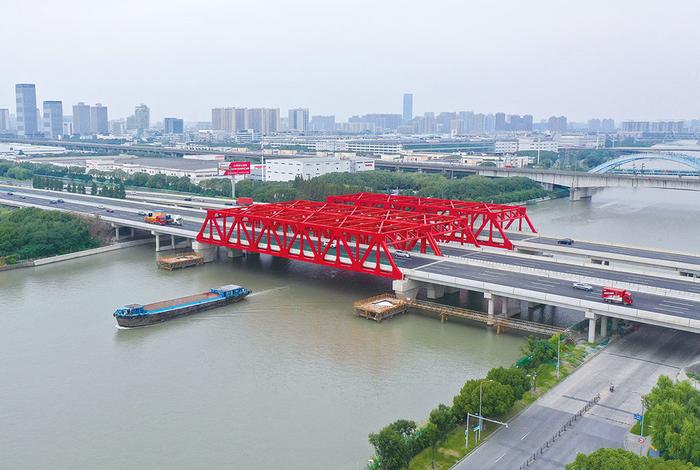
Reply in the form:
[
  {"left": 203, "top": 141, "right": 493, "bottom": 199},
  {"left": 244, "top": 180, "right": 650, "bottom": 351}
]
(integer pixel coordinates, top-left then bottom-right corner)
[{"left": 3, "top": 186, "right": 700, "bottom": 337}]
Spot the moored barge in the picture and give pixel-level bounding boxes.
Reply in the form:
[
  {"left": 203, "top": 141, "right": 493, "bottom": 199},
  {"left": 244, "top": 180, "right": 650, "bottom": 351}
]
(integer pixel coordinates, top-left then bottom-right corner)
[{"left": 114, "top": 285, "right": 250, "bottom": 327}]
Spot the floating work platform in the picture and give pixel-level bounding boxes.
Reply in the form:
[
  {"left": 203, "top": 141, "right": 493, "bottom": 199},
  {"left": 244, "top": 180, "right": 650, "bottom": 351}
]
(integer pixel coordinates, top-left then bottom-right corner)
[
  {"left": 157, "top": 252, "right": 205, "bottom": 271},
  {"left": 354, "top": 294, "right": 409, "bottom": 322},
  {"left": 354, "top": 293, "right": 567, "bottom": 336}
]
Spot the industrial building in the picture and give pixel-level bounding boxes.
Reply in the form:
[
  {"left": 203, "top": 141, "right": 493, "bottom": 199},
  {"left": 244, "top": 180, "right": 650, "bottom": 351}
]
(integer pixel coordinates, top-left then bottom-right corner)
[{"left": 250, "top": 156, "right": 375, "bottom": 182}]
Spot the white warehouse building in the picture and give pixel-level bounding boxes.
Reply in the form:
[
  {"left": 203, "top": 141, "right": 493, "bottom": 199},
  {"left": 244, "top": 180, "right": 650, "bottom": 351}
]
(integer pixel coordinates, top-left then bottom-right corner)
[{"left": 250, "top": 157, "right": 375, "bottom": 182}]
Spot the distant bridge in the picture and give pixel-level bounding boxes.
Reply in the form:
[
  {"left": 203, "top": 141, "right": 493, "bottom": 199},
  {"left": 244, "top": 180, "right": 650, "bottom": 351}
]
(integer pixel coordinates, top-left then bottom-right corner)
[
  {"left": 589, "top": 152, "right": 700, "bottom": 176},
  {"left": 374, "top": 161, "right": 700, "bottom": 200}
]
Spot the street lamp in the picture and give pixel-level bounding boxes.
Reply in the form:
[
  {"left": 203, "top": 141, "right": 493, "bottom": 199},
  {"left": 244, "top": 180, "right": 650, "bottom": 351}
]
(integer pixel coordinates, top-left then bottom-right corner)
[{"left": 556, "top": 334, "right": 561, "bottom": 379}]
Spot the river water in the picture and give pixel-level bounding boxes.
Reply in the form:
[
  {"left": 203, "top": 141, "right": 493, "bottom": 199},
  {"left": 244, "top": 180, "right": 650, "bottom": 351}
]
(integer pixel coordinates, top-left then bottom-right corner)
[{"left": 1, "top": 187, "right": 700, "bottom": 469}]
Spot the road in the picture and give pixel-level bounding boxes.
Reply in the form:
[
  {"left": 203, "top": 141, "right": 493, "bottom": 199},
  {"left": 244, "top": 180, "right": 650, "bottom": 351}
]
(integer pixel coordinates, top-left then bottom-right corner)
[
  {"left": 454, "top": 325, "right": 700, "bottom": 470},
  {"left": 413, "top": 261, "right": 700, "bottom": 320}
]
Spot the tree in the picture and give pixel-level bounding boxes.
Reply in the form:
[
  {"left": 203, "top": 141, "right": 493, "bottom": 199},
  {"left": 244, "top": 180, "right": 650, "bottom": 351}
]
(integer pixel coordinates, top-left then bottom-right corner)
[
  {"left": 90, "top": 182, "right": 97, "bottom": 195},
  {"left": 368, "top": 420, "right": 418, "bottom": 470},
  {"left": 566, "top": 448, "right": 699, "bottom": 470},
  {"left": 428, "top": 404, "right": 456, "bottom": 442},
  {"left": 422, "top": 422, "right": 439, "bottom": 469},
  {"left": 487, "top": 367, "right": 531, "bottom": 400},
  {"left": 522, "top": 337, "right": 557, "bottom": 369},
  {"left": 453, "top": 379, "right": 515, "bottom": 420}
]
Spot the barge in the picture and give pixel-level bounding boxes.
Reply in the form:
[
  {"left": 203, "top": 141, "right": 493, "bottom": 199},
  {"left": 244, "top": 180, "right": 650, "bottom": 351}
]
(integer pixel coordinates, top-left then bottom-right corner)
[{"left": 114, "top": 285, "right": 250, "bottom": 327}]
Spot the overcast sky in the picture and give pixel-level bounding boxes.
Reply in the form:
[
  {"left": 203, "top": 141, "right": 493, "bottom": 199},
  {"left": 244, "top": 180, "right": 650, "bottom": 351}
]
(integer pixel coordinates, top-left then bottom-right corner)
[{"left": 2, "top": 0, "right": 699, "bottom": 123}]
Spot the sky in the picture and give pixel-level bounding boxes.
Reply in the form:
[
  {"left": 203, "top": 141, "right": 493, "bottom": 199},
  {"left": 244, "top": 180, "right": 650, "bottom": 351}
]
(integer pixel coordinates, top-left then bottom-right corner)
[{"left": 2, "top": 0, "right": 699, "bottom": 123}]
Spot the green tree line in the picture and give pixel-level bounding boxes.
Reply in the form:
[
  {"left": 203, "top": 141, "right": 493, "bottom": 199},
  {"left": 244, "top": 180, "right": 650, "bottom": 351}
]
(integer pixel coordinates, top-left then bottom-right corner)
[{"left": 0, "top": 208, "right": 99, "bottom": 263}]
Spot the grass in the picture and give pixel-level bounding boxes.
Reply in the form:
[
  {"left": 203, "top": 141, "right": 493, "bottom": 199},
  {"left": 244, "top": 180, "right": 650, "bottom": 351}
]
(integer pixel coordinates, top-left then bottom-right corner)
[
  {"left": 630, "top": 418, "right": 650, "bottom": 437},
  {"left": 407, "top": 344, "right": 590, "bottom": 470}
]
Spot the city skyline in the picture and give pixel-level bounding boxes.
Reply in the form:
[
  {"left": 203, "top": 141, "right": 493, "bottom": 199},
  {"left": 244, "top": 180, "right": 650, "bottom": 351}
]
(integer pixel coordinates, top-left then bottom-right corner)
[{"left": 2, "top": 0, "right": 699, "bottom": 122}]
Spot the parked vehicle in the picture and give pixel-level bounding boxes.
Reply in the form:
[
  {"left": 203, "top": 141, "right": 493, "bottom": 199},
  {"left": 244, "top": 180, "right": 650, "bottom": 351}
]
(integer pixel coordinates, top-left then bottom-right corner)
[
  {"left": 572, "top": 282, "right": 593, "bottom": 291},
  {"left": 144, "top": 211, "right": 182, "bottom": 226},
  {"left": 557, "top": 238, "right": 574, "bottom": 245},
  {"left": 602, "top": 287, "right": 633, "bottom": 305},
  {"left": 394, "top": 250, "right": 411, "bottom": 258}
]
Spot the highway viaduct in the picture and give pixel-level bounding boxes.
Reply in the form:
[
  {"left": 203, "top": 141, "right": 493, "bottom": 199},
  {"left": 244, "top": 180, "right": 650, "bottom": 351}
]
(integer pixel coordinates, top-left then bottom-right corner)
[{"left": 3, "top": 185, "right": 700, "bottom": 341}]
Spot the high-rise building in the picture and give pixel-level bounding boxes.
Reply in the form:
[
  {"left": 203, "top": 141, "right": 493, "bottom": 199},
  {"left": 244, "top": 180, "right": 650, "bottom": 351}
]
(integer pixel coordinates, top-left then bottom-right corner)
[
  {"left": 495, "top": 112, "right": 506, "bottom": 131},
  {"left": 288, "top": 108, "right": 309, "bottom": 131},
  {"left": 587, "top": 119, "right": 601, "bottom": 132},
  {"left": 309, "top": 115, "right": 336, "bottom": 132},
  {"left": 42, "top": 101, "right": 63, "bottom": 138},
  {"left": 0, "top": 108, "right": 10, "bottom": 132},
  {"left": 15, "top": 83, "right": 38, "bottom": 136},
  {"left": 163, "top": 117, "right": 184, "bottom": 134},
  {"left": 90, "top": 103, "right": 109, "bottom": 134},
  {"left": 507, "top": 114, "right": 533, "bottom": 132},
  {"left": 212, "top": 107, "right": 247, "bottom": 132},
  {"left": 134, "top": 104, "right": 150, "bottom": 131},
  {"left": 246, "top": 108, "right": 279, "bottom": 134},
  {"left": 547, "top": 116, "right": 568, "bottom": 133},
  {"left": 72, "top": 102, "right": 92, "bottom": 135},
  {"left": 601, "top": 118, "right": 615, "bottom": 132},
  {"left": 402, "top": 93, "right": 413, "bottom": 122}
]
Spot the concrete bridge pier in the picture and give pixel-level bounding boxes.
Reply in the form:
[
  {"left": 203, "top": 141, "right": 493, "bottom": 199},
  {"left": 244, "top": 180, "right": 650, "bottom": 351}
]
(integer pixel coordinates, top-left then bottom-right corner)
[
  {"left": 192, "top": 241, "right": 219, "bottom": 262},
  {"left": 426, "top": 284, "right": 446, "bottom": 299},
  {"left": 485, "top": 292, "right": 495, "bottom": 326},
  {"left": 225, "top": 247, "right": 245, "bottom": 259},
  {"left": 570, "top": 186, "right": 600, "bottom": 201},
  {"left": 393, "top": 279, "right": 421, "bottom": 301},
  {"left": 611, "top": 317, "right": 619, "bottom": 335},
  {"left": 540, "top": 182, "right": 554, "bottom": 191},
  {"left": 585, "top": 310, "right": 598, "bottom": 343},
  {"left": 153, "top": 232, "right": 177, "bottom": 252},
  {"left": 113, "top": 225, "right": 135, "bottom": 241},
  {"left": 600, "top": 315, "right": 608, "bottom": 338}
]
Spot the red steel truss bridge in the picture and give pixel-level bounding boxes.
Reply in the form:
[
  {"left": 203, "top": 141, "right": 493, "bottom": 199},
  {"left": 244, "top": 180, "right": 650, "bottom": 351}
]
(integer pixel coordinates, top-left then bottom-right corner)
[
  {"left": 327, "top": 192, "right": 536, "bottom": 250},
  {"left": 196, "top": 194, "right": 536, "bottom": 279}
]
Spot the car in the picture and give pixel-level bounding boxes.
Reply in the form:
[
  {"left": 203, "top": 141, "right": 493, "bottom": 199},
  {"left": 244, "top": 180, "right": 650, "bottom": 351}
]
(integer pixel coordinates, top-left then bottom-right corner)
[
  {"left": 137, "top": 210, "right": 148, "bottom": 216},
  {"left": 49, "top": 199, "right": 58, "bottom": 204},
  {"left": 394, "top": 250, "right": 411, "bottom": 259},
  {"left": 6, "top": 192, "right": 13, "bottom": 196},
  {"left": 19, "top": 195, "right": 26, "bottom": 199},
  {"left": 557, "top": 238, "right": 574, "bottom": 245},
  {"left": 97, "top": 205, "right": 105, "bottom": 209},
  {"left": 572, "top": 282, "right": 593, "bottom": 292},
  {"left": 322, "top": 241, "right": 337, "bottom": 249},
  {"left": 105, "top": 208, "right": 114, "bottom": 213},
  {"left": 56, "top": 199, "right": 64, "bottom": 203},
  {"left": 184, "top": 197, "right": 192, "bottom": 201}
]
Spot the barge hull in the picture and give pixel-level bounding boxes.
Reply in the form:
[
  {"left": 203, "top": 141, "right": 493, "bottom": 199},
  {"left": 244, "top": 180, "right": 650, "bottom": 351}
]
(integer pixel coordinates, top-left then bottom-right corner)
[{"left": 116, "top": 295, "right": 246, "bottom": 328}]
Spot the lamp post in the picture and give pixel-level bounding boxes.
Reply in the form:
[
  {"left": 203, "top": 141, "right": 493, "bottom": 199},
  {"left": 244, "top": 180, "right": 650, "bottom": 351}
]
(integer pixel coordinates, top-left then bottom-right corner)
[{"left": 556, "top": 334, "right": 561, "bottom": 379}]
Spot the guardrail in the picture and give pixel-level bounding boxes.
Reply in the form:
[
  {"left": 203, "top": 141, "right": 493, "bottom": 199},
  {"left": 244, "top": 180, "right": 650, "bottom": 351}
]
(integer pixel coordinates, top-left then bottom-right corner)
[{"left": 518, "top": 393, "right": 601, "bottom": 469}]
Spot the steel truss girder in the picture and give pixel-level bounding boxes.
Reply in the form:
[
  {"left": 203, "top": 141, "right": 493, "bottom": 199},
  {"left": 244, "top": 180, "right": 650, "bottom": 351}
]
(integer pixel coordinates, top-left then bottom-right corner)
[{"left": 327, "top": 192, "right": 537, "bottom": 250}]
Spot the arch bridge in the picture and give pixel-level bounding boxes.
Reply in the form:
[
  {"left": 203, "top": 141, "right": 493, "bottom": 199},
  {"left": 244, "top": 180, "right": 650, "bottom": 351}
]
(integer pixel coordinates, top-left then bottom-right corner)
[{"left": 589, "top": 153, "right": 700, "bottom": 176}]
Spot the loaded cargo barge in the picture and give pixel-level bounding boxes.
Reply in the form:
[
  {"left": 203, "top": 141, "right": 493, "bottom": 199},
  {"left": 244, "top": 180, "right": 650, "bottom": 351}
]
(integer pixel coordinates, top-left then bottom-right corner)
[{"left": 114, "top": 285, "right": 250, "bottom": 327}]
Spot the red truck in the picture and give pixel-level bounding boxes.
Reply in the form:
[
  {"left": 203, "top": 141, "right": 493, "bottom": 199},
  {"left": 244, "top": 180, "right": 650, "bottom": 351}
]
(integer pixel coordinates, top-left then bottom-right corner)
[
  {"left": 602, "top": 287, "right": 633, "bottom": 305},
  {"left": 236, "top": 197, "right": 254, "bottom": 206},
  {"left": 144, "top": 211, "right": 182, "bottom": 226}
]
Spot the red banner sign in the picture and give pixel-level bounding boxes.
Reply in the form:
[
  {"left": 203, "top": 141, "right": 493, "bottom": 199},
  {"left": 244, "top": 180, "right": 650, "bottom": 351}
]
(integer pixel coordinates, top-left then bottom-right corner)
[{"left": 223, "top": 161, "right": 251, "bottom": 175}]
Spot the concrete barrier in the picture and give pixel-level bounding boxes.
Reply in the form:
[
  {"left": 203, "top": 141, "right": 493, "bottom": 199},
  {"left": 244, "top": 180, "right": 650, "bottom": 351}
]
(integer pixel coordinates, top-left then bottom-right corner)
[{"left": 33, "top": 239, "right": 153, "bottom": 266}]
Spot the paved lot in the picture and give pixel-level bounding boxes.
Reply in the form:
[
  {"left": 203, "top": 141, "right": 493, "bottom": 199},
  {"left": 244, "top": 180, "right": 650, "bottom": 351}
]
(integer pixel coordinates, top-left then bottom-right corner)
[{"left": 454, "top": 325, "right": 700, "bottom": 469}]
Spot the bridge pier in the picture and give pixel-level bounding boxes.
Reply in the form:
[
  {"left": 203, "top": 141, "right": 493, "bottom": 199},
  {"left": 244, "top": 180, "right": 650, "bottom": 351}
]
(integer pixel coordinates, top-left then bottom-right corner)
[
  {"left": 192, "top": 241, "right": 219, "bottom": 262},
  {"left": 393, "top": 279, "right": 421, "bottom": 301},
  {"left": 600, "top": 315, "right": 608, "bottom": 338},
  {"left": 485, "top": 292, "right": 495, "bottom": 326},
  {"left": 426, "top": 284, "right": 446, "bottom": 300},
  {"left": 113, "top": 225, "right": 135, "bottom": 241},
  {"left": 611, "top": 317, "right": 619, "bottom": 334},
  {"left": 585, "top": 310, "right": 598, "bottom": 343},
  {"left": 540, "top": 182, "right": 554, "bottom": 191},
  {"left": 225, "top": 247, "right": 245, "bottom": 259},
  {"left": 153, "top": 233, "right": 176, "bottom": 252},
  {"left": 570, "top": 186, "right": 599, "bottom": 201}
]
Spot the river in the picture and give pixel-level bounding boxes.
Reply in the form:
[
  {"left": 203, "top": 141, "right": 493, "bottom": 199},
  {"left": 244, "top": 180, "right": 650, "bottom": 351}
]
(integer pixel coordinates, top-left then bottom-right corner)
[{"left": 1, "top": 186, "right": 699, "bottom": 469}]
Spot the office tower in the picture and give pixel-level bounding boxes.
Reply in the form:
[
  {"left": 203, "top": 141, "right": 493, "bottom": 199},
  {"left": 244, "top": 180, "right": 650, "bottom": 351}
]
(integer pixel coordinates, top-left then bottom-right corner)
[
  {"left": 134, "top": 104, "right": 150, "bottom": 131},
  {"left": 402, "top": 93, "right": 413, "bottom": 122},
  {"left": 72, "top": 102, "right": 92, "bottom": 135},
  {"left": 548, "top": 116, "right": 568, "bottom": 133},
  {"left": 288, "top": 108, "right": 309, "bottom": 131},
  {"left": 42, "top": 101, "right": 63, "bottom": 138},
  {"left": 495, "top": 112, "right": 506, "bottom": 131},
  {"left": 89, "top": 104, "right": 108, "bottom": 134},
  {"left": 0, "top": 108, "right": 10, "bottom": 132},
  {"left": 15, "top": 83, "right": 38, "bottom": 136},
  {"left": 309, "top": 115, "right": 336, "bottom": 132},
  {"left": 163, "top": 117, "right": 184, "bottom": 134}
]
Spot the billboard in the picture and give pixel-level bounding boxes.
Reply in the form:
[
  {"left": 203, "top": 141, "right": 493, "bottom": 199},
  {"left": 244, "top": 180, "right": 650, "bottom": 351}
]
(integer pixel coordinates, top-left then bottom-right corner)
[{"left": 223, "top": 161, "right": 251, "bottom": 176}]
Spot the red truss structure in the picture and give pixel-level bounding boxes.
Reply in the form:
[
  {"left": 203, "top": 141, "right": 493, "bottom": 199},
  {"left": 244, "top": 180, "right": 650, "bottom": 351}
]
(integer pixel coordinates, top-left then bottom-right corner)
[
  {"left": 327, "top": 192, "right": 536, "bottom": 250},
  {"left": 196, "top": 200, "right": 474, "bottom": 279}
]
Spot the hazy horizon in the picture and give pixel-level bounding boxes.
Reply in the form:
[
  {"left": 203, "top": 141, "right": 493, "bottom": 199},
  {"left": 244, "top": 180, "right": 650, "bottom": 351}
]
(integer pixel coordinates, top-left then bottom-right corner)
[{"left": 2, "top": 0, "right": 699, "bottom": 123}]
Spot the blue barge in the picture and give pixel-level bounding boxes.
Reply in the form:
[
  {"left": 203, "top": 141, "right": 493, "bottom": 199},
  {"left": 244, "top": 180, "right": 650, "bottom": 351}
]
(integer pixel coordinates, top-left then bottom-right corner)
[{"left": 114, "top": 285, "right": 250, "bottom": 327}]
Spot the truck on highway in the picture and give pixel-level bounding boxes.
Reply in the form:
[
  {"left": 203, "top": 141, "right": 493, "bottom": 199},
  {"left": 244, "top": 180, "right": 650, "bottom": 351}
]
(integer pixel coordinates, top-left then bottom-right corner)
[
  {"left": 602, "top": 287, "right": 633, "bottom": 305},
  {"left": 144, "top": 211, "right": 183, "bottom": 226}
]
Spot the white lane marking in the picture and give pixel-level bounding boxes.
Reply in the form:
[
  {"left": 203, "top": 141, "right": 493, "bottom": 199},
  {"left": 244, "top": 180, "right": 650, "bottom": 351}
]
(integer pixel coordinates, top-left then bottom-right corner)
[
  {"left": 521, "top": 431, "right": 530, "bottom": 440},
  {"left": 494, "top": 453, "right": 507, "bottom": 463},
  {"left": 662, "top": 300, "right": 695, "bottom": 307}
]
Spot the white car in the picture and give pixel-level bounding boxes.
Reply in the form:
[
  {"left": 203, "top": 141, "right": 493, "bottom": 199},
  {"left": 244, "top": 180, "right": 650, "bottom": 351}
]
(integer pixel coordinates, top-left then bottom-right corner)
[
  {"left": 322, "top": 241, "right": 337, "bottom": 249},
  {"left": 572, "top": 282, "right": 593, "bottom": 292},
  {"left": 97, "top": 205, "right": 105, "bottom": 209},
  {"left": 394, "top": 250, "right": 411, "bottom": 259},
  {"left": 137, "top": 210, "right": 148, "bottom": 216}
]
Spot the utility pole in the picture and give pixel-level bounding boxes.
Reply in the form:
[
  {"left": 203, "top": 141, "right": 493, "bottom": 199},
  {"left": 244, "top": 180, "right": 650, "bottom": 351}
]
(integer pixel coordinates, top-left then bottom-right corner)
[{"left": 556, "top": 334, "right": 561, "bottom": 379}]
